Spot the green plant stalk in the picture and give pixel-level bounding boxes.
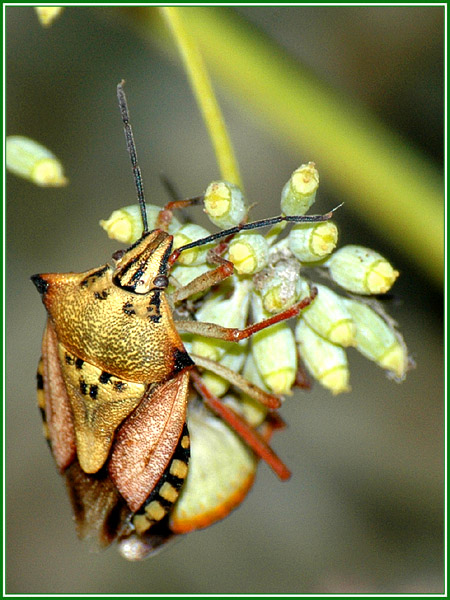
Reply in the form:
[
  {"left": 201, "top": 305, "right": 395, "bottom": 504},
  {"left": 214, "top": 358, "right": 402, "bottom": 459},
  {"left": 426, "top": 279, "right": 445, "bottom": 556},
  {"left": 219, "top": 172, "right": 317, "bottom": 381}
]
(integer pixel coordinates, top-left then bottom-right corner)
[
  {"left": 160, "top": 7, "right": 243, "bottom": 190},
  {"left": 142, "top": 8, "right": 443, "bottom": 285}
]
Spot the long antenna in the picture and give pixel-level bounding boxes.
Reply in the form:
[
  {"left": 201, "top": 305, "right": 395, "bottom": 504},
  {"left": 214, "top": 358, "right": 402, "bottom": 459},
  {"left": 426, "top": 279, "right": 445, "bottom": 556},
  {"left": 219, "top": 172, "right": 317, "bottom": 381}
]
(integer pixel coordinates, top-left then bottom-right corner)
[
  {"left": 117, "top": 80, "right": 149, "bottom": 234},
  {"left": 172, "top": 204, "right": 344, "bottom": 257}
]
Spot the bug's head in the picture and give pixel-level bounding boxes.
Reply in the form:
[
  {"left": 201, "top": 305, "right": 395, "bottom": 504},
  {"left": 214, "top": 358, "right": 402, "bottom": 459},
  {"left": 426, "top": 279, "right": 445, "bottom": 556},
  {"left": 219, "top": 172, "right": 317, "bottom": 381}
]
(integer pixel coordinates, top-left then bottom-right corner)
[{"left": 112, "top": 229, "right": 172, "bottom": 295}]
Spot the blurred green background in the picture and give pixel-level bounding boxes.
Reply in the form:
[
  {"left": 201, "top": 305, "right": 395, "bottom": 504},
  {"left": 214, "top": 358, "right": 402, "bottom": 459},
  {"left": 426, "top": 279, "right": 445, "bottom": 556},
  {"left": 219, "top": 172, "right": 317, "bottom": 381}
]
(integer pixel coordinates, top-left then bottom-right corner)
[{"left": 6, "top": 6, "right": 444, "bottom": 594}]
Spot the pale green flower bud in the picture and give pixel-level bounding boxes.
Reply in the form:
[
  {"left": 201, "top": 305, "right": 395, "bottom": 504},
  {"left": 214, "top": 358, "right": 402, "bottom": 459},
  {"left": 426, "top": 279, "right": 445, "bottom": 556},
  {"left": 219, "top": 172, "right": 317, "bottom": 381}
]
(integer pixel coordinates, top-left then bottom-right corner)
[
  {"left": 288, "top": 221, "right": 338, "bottom": 262},
  {"left": 201, "top": 342, "right": 249, "bottom": 397},
  {"left": 173, "top": 223, "right": 214, "bottom": 265},
  {"left": 242, "top": 352, "right": 269, "bottom": 393},
  {"left": 259, "top": 274, "right": 303, "bottom": 314},
  {"left": 256, "top": 265, "right": 306, "bottom": 316},
  {"left": 200, "top": 373, "right": 230, "bottom": 398},
  {"left": 35, "top": 7, "right": 64, "bottom": 27},
  {"left": 301, "top": 284, "right": 356, "bottom": 347},
  {"left": 228, "top": 232, "right": 269, "bottom": 275},
  {"left": 343, "top": 299, "right": 409, "bottom": 380},
  {"left": 204, "top": 181, "right": 247, "bottom": 228},
  {"left": 295, "top": 319, "right": 350, "bottom": 394},
  {"left": 280, "top": 162, "right": 319, "bottom": 216},
  {"left": 327, "top": 245, "right": 399, "bottom": 295},
  {"left": 222, "top": 392, "right": 268, "bottom": 429},
  {"left": 6, "top": 136, "right": 67, "bottom": 187},
  {"left": 252, "top": 239, "right": 305, "bottom": 314},
  {"left": 250, "top": 294, "right": 297, "bottom": 394},
  {"left": 100, "top": 205, "right": 143, "bottom": 244},
  {"left": 192, "top": 279, "right": 252, "bottom": 362},
  {"left": 100, "top": 204, "right": 181, "bottom": 244}
]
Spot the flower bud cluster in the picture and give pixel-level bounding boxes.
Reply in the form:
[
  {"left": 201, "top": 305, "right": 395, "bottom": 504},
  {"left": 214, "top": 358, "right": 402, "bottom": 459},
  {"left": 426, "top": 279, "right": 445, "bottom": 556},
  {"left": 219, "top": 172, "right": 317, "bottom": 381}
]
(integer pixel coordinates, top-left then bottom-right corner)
[{"left": 101, "top": 165, "right": 410, "bottom": 402}]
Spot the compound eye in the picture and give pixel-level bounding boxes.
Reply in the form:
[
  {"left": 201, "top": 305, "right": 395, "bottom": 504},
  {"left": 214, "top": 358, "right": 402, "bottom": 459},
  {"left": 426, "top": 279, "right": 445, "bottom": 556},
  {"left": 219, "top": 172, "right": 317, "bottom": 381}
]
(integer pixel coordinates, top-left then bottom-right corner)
[
  {"left": 153, "top": 275, "right": 169, "bottom": 289},
  {"left": 112, "top": 249, "right": 125, "bottom": 262}
]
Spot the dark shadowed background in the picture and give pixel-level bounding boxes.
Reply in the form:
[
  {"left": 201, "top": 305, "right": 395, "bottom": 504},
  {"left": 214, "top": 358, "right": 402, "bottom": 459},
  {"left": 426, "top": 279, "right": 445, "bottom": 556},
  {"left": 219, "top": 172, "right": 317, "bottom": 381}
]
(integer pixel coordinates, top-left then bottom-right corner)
[{"left": 6, "top": 6, "right": 444, "bottom": 595}]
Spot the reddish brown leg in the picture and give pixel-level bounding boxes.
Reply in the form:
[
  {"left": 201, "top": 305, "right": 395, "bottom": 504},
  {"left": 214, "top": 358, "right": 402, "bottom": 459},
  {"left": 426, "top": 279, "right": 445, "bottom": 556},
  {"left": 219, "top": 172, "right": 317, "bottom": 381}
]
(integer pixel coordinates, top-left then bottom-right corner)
[
  {"left": 157, "top": 195, "right": 203, "bottom": 231},
  {"left": 177, "top": 288, "right": 318, "bottom": 340},
  {"left": 190, "top": 371, "right": 291, "bottom": 481}
]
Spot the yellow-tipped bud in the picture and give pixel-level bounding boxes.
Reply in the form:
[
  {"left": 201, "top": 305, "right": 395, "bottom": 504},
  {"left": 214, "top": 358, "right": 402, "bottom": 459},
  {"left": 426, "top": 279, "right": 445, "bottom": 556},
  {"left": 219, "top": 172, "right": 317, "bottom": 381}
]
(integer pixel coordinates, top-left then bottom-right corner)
[
  {"left": 260, "top": 268, "right": 305, "bottom": 318},
  {"left": 201, "top": 341, "right": 249, "bottom": 398},
  {"left": 100, "top": 204, "right": 182, "bottom": 244},
  {"left": 252, "top": 240, "right": 306, "bottom": 314},
  {"left": 204, "top": 181, "right": 247, "bottom": 228},
  {"left": 343, "top": 299, "right": 409, "bottom": 380},
  {"left": 35, "top": 7, "right": 64, "bottom": 27},
  {"left": 289, "top": 221, "right": 338, "bottom": 262},
  {"left": 327, "top": 245, "right": 399, "bottom": 295},
  {"left": 301, "top": 284, "right": 356, "bottom": 347},
  {"left": 260, "top": 276, "right": 300, "bottom": 314},
  {"left": 250, "top": 294, "right": 297, "bottom": 394},
  {"left": 201, "top": 372, "right": 229, "bottom": 398},
  {"left": 6, "top": 136, "right": 67, "bottom": 187},
  {"left": 262, "top": 282, "right": 288, "bottom": 314},
  {"left": 228, "top": 232, "right": 269, "bottom": 275},
  {"left": 223, "top": 392, "right": 268, "bottom": 429},
  {"left": 295, "top": 319, "right": 350, "bottom": 394},
  {"left": 100, "top": 205, "right": 143, "bottom": 245},
  {"left": 173, "top": 223, "right": 213, "bottom": 266},
  {"left": 281, "top": 162, "right": 319, "bottom": 216}
]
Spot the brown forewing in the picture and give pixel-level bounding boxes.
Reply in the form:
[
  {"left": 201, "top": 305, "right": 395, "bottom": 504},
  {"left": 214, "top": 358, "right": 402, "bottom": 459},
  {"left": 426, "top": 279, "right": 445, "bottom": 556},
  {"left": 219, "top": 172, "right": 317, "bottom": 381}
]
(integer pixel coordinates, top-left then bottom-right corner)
[
  {"left": 41, "top": 319, "right": 76, "bottom": 471},
  {"left": 108, "top": 370, "right": 190, "bottom": 512}
]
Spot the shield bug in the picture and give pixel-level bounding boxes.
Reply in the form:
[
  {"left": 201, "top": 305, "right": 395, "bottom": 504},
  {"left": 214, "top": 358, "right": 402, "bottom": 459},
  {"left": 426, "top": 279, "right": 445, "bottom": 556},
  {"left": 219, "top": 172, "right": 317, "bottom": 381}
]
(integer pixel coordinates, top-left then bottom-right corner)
[{"left": 32, "top": 81, "right": 337, "bottom": 559}]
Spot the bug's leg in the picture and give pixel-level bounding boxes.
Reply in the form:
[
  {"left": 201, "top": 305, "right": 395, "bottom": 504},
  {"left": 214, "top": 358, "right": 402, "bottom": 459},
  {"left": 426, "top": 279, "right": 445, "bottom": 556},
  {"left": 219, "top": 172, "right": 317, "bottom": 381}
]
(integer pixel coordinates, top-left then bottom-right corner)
[
  {"left": 294, "top": 350, "right": 313, "bottom": 390},
  {"left": 177, "top": 287, "right": 318, "bottom": 341},
  {"left": 171, "top": 253, "right": 234, "bottom": 304},
  {"left": 156, "top": 195, "right": 204, "bottom": 231},
  {"left": 190, "top": 370, "right": 291, "bottom": 481},
  {"left": 191, "top": 354, "right": 281, "bottom": 409}
]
